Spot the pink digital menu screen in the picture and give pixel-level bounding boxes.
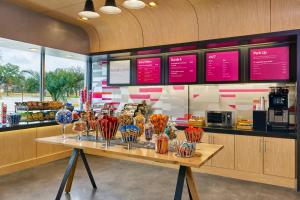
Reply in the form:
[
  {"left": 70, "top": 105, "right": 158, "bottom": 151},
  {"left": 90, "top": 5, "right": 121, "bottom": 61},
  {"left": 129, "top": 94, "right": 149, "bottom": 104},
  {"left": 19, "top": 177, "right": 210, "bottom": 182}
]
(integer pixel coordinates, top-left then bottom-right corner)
[
  {"left": 250, "top": 46, "right": 289, "bottom": 81},
  {"left": 168, "top": 54, "right": 197, "bottom": 83},
  {"left": 206, "top": 51, "right": 239, "bottom": 82},
  {"left": 137, "top": 57, "right": 161, "bottom": 84}
]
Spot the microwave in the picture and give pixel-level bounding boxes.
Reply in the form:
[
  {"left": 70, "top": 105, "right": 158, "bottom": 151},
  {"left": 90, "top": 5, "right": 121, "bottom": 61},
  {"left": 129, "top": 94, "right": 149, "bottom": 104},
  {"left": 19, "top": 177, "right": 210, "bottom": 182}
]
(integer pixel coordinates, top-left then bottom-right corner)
[{"left": 206, "top": 111, "right": 233, "bottom": 128}]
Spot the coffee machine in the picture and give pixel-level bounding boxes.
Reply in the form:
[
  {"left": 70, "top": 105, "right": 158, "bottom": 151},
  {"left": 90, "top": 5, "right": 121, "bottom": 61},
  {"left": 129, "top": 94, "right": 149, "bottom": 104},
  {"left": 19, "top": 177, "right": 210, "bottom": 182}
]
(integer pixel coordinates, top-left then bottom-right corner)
[{"left": 267, "top": 87, "right": 289, "bottom": 131}]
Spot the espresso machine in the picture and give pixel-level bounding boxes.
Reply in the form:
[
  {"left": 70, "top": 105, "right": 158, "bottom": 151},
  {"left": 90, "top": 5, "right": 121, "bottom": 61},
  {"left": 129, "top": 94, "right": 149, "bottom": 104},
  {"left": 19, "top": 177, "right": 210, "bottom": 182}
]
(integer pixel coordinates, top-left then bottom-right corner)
[{"left": 267, "top": 87, "right": 289, "bottom": 132}]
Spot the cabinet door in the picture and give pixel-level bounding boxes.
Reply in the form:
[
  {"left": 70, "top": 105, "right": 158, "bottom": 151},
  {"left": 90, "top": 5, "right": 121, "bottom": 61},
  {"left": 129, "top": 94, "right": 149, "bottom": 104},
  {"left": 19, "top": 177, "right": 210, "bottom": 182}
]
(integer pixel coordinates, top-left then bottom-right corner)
[
  {"left": 235, "top": 135, "right": 263, "bottom": 174},
  {"left": 0, "top": 129, "right": 36, "bottom": 166},
  {"left": 264, "top": 137, "right": 296, "bottom": 178},
  {"left": 200, "top": 132, "right": 212, "bottom": 166},
  {"left": 211, "top": 133, "right": 235, "bottom": 169}
]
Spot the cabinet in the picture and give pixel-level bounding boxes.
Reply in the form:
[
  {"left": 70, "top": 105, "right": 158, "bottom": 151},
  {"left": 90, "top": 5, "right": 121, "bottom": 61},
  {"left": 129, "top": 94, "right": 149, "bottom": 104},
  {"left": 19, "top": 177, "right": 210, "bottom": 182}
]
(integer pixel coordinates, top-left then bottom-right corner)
[
  {"left": 235, "top": 135, "right": 263, "bottom": 174},
  {"left": 200, "top": 132, "right": 212, "bottom": 166},
  {"left": 201, "top": 132, "right": 234, "bottom": 169},
  {"left": 264, "top": 137, "right": 296, "bottom": 178},
  {"left": 210, "top": 133, "right": 235, "bottom": 169},
  {"left": 0, "top": 129, "right": 36, "bottom": 166}
]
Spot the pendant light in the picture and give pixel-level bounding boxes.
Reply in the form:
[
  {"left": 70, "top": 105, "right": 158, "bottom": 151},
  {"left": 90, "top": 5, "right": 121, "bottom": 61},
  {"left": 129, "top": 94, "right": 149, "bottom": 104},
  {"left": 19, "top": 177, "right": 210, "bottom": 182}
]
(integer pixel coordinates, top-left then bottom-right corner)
[
  {"left": 123, "top": 0, "right": 145, "bottom": 9},
  {"left": 79, "top": 0, "right": 100, "bottom": 18},
  {"left": 100, "top": 0, "right": 121, "bottom": 14}
]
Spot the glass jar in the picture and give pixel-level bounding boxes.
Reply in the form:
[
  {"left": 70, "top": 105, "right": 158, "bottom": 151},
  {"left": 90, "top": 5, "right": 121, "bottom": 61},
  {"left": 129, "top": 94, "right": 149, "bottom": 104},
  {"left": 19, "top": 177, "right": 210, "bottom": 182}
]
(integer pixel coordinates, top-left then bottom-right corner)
[{"left": 155, "top": 134, "right": 169, "bottom": 154}]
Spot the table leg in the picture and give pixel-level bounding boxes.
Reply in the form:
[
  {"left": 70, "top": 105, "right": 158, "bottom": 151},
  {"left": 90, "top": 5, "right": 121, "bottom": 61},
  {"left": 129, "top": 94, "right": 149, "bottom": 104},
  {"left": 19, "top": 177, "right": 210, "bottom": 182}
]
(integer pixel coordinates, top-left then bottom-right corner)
[
  {"left": 174, "top": 166, "right": 200, "bottom": 200},
  {"left": 65, "top": 151, "right": 79, "bottom": 193},
  {"left": 55, "top": 148, "right": 79, "bottom": 200},
  {"left": 186, "top": 167, "right": 200, "bottom": 200},
  {"left": 80, "top": 149, "right": 97, "bottom": 189},
  {"left": 174, "top": 165, "right": 187, "bottom": 200}
]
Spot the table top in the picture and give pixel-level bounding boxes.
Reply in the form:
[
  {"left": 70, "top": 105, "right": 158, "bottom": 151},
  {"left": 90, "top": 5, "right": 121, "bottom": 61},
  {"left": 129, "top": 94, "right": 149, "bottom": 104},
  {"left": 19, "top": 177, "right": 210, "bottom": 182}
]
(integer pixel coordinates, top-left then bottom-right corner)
[{"left": 36, "top": 136, "right": 223, "bottom": 168}]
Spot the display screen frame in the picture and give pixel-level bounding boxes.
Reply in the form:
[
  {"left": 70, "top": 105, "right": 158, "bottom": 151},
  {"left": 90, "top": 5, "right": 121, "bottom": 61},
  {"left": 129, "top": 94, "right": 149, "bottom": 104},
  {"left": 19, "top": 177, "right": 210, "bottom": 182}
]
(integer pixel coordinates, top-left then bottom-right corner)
[
  {"left": 166, "top": 53, "right": 200, "bottom": 85},
  {"left": 133, "top": 56, "right": 164, "bottom": 86},
  {"left": 107, "top": 59, "right": 133, "bottom": 86},
  {"left": 246, "top": 44, "right": 296, "bottom": 83},
  {"left": 204, "top": 49, "right": 242, "bottom": 84}
]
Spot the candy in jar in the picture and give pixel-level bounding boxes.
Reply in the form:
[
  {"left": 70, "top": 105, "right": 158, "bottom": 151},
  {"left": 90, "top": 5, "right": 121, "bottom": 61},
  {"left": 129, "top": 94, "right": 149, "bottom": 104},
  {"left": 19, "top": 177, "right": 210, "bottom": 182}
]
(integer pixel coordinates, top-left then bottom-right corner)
[
  {"left": 184, "top": 126, "right": 203, "bottom": 143},
  {"left": 134, "top": 113, "right": 145, "bottom": 136},
  {"left": 174, "top": 141, "right": 196, "bottom": 158},
  {"left": 144, "top": 122, "right": 154, "bottom": 148},
  {"left": 98, "top": 115, "right": 119, "bottom": 140},
  {"left": 150, "top": 114, "right": 169, "bottom": 135},
  {"left": 55, "top": 108, "right": 73, "bottom": 125},
  {"left": 119, "top": 114, "right": 133, "bottom": 127},
  {"left": 155, "top": 134, "right": 169, "bottom": 154}
]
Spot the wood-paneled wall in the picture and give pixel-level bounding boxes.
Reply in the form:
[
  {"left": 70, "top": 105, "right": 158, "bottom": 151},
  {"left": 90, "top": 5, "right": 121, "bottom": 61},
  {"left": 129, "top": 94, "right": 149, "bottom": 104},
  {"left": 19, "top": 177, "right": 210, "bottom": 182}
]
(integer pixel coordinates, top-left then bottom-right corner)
[{"left": 7, "top": 0, "right": 300, "bottom": 53}]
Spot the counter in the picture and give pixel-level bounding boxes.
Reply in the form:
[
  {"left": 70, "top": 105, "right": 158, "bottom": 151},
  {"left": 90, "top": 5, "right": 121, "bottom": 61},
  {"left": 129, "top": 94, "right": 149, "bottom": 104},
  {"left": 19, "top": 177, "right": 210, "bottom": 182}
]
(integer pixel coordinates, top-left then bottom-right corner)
[
  {"left": 0, "top": 121, "right": 57, "bottom": 132},
  {"left": 176, "top": 124, "right": 297, "bottom": 139}
]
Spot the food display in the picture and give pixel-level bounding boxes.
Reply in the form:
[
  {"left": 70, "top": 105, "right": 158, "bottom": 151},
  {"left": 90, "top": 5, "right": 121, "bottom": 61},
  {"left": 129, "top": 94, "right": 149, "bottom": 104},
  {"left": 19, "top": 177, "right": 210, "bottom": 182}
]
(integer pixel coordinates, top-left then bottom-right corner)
[
  {"left": 15, "top": 101, "right": 63, "bottom": 111},
  {"left": 188, "top": 116, "right": 206, "bottom": 127},
  {"left": 184, "top": 126, "right": 203, "bottom": 143},
  {"left": 120, "top": 125, "right": 139, "bottom": 143},
  {"left": 98, "top": 115, "right": 119, "bottom": 141},
  {"left": 7, "top": 113, "right": 21, "bottom": 126},
  {"left": 144, "top": 122, "right": 154, "bottom": 148},
  {"left": 236, "top": 119, "right": 253, "bottom": 130},
  {"left": 174, "top": 141, "right": 196, "bottom": 158},
  {"left": 134, "top": 113, "right": 145, "bottom": 136},
  {"left": 118, "top": 114, "right": 133, "bottom": 127},
  {"left": 150, "top": 114, "right": 169, "bottom": 135},
  {"left": 155, "top": 134, "right": 169, "bottom": 154}
]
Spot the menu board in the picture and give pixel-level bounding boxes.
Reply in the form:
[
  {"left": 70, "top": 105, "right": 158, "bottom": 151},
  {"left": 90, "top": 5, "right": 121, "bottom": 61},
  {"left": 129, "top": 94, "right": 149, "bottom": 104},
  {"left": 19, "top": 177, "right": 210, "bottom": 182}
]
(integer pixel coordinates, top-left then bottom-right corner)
[
  {"left": 168, "top": 54, "right": 197, "bottom": 83},
  {"left": 137, "top": 57, "right": 161, "bottom": 84},
  {"left": 250, "top": 46, "right": 289, "bottom": 81},
  {"left": 206, "top": 50, "right": 239, "bottom": 82},
  {"left": 109, "top": 60, "right": 131, "bottom": 84}
]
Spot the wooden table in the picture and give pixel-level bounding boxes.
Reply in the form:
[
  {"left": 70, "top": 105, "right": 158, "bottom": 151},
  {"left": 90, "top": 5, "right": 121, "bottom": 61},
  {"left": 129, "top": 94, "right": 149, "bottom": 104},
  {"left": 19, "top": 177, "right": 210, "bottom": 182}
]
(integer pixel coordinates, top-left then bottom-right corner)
[{"left": 36, "top": 136, "right": 223, "bottom": 200}]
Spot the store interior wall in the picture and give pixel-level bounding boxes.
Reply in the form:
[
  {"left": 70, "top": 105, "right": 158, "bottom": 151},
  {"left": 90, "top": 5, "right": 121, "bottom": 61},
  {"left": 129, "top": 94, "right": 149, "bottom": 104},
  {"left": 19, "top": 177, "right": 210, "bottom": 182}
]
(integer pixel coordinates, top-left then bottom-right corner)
[{"left": 0, "top": 1, "right": 90, "bottom": 54}]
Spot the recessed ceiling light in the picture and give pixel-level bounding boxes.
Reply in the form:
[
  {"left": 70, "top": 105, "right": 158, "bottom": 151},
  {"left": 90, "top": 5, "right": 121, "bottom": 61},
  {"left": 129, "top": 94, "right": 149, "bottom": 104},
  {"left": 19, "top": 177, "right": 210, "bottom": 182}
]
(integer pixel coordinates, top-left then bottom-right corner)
[
  {"left": 29, "top": 48, "right": 38, "bottom": 52},
  {"left": 148, "top": 1, "right": 157, "bottom": 7}
]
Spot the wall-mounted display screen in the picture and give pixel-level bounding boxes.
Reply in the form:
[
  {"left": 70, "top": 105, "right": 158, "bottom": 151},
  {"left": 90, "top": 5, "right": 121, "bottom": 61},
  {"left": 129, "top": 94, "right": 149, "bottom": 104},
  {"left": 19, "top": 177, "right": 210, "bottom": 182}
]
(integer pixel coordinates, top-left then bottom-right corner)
[
  {"left": 205, "top": 50, "right": 239, "bottom": 82},
  {"left": 168, "top": 54, "right": 197, "bottom": 84},
  {"left": 250, "top": 46, "right": 289, "bottom": 81},
  {"left": 136, "top": 57, "right": 161, "bottom": 84},
  {"left": 109, "top": 60, "right": 131, "bottom": 84}
]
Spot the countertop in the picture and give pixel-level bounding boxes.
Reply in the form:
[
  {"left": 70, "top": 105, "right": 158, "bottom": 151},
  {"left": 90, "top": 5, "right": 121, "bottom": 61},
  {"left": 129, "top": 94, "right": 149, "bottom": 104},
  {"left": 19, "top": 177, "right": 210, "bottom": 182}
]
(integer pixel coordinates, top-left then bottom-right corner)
[{"left": 176, "top": 124, "right": 297, "bottom": 139}]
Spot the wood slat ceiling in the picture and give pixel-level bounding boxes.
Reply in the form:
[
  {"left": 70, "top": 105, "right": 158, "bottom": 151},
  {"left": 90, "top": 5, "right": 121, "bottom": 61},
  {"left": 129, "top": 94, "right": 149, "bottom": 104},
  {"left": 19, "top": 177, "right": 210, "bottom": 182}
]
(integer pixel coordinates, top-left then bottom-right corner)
[{"left": 7, "top": 0, "right": 272, "bottom": 53}]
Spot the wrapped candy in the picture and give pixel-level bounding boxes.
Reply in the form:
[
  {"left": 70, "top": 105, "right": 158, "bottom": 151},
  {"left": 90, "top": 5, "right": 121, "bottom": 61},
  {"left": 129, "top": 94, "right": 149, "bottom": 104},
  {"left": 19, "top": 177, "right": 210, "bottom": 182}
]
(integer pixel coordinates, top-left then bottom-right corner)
[
  {"left": 134, "top": 113, "right": 145, "bottom": 136},
  {"left": 98, "top": 115, "right": 119, "bottom": 141},
  {"left": 72, "top": 119, "right": 87, "bottom": 140},
  {"left": 165, "top": 121, "right": 177, "bottom": 140},
  {"left": 155, "top": 134, "right": 169, "bottom": 154},
  {"left": 119, "top": 114, "right": 133, "bottom": 127},
  {"left": 150, "top": 114, "right": 169, "bottom": 135},
  {"left": 184, "top": 126, "right": 203, "bottom": 143},
  {"left": 55, "top": 107, "right": 73, "bottom": 139},
  {"left": 174, "top": 141, "right": 196, "bottom": 158},
  {"left": 120, "top": 125, "right": 139, "bottom": 143}
]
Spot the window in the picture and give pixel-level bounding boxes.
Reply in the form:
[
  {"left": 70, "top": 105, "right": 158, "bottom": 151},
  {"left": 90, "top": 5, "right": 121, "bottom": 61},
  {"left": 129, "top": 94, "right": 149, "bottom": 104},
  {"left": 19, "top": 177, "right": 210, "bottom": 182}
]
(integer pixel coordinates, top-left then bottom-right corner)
[
  {"left": 45, "top": 48, "right": 86, "bottom": 110},
  {"left": 0, "top": 39, "right": 41, "bottom": 112}
]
